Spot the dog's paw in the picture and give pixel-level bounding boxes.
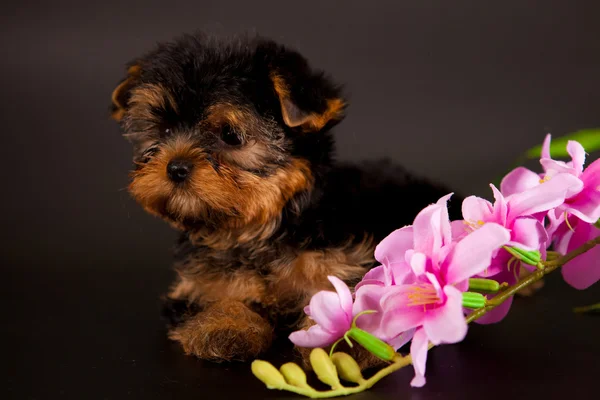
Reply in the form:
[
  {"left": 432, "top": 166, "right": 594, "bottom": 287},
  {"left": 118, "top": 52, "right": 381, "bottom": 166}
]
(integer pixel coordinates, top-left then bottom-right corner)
[{"left": 169, "top": 300, "right": 273, "bottom": 362}]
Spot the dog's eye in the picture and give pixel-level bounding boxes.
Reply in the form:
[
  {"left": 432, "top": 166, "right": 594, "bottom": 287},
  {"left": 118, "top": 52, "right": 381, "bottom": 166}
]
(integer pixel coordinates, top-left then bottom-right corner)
[{"left": 220, "top": 124, "right": 243, "bottom": 146}]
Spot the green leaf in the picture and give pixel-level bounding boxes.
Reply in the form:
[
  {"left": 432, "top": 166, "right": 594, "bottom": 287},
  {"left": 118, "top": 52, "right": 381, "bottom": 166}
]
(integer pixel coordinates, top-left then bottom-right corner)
[
  {"left": 525, "top": 129, "right": 600, "bottom": 159},
  {"left": 573, "top": 302, "right": 600, "bottom": 314}
]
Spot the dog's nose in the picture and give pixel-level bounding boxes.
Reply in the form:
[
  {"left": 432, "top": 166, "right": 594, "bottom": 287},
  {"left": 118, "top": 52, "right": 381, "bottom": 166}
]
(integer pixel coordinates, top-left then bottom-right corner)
[{"left": 167, "top": 159, "right": 192, "bottom": 183}]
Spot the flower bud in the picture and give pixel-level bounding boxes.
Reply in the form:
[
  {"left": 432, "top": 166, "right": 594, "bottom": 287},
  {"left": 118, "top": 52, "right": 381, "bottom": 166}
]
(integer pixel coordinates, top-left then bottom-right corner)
[
  {"left": 347, "top": 328, "right": 396, "bottom": 361},
  {"left": 462, "top": 291, "right": 486, "bottom": 309},
  {"left": 279, "top": 362, "right": 311, "bottom": 389},
  {"left": 468, "top": 278, "right": 500, "bottom": 293},
  {"left": 309, "top": 348, "right": 341, "bottom": 389},
  {"left": 251, "top": 360, "right": 287, "bottom": 389},
  {"left": 331, "top": 352, "right": 364, "bottom": 384},
  {"left": 503, "top": 246, "right": 542, "bottom": 267}
]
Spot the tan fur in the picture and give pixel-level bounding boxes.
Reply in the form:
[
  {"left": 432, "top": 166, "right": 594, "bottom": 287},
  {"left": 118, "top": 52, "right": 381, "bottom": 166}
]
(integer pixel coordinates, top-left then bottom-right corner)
[
  {"left": 269, "top": 237, "right": 375, "bottom": 309},
  {"left": 169, "top": 271, "right": 267, "bottom": 305},
  {"left": 129, "top": 135, "right": 313, "bottom": 249},
  {"left": 222, "top": 140, "right": 273, "bottom": 170},
  {"left": 168, "top": 300, "right": 273, "bottom": 362},
  {"left": 111, "top": 65, "right": 141, "bottom": 121},
  {"left": 204, "top": 103, "right": 284, "bottom": 170},
  {"left": 271, "top": 73, "right": 345, "bottom": 131},
  {"left": 127, "top": 83, "right": 178, "bottom": 124},
  {"left": 166, "top": 239, "right": 377, "bottom": 362},
  {"left": 170, "top": 237, "right": 375, "bottom": 311}
]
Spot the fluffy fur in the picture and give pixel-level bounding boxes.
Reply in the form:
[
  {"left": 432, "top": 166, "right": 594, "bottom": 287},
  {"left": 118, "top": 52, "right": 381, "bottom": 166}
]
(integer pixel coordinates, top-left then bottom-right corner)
[{"left": 111, "top": 32, "right": 463, "bottom": 365}]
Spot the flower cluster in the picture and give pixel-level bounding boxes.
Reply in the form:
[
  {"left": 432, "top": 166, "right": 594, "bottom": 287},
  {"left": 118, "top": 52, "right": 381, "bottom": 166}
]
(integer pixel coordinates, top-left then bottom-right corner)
[{"left": 289, "top": 134, "right": 600, "bottom": 387}]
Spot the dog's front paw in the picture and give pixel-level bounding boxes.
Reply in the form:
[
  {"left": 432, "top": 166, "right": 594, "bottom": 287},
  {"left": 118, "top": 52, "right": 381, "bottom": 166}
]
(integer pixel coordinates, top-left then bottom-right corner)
[{"left": 169, "top": 300, "right": 273, "bottom": 362}]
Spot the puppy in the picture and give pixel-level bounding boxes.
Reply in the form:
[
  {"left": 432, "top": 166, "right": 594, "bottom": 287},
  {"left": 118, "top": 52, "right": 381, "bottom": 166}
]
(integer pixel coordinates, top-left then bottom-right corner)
[{"left": 111, "top": 32, "right": 462, "bottom": 364}]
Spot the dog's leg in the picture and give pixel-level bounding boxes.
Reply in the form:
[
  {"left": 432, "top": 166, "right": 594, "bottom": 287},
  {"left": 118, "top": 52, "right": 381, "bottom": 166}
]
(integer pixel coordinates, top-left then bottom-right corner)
[{"left": 168, "top": 300, "right": 273, "bottom": 362}]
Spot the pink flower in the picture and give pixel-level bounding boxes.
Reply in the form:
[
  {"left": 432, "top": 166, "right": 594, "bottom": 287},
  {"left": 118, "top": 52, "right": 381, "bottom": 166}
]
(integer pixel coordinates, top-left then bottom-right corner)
[
  {"left": 549, "top": 213, "right": 600, "bottom": 289},
  {"left": 352, "top": 285, "right": 416, "bottom": 350},
  {"left": 378, "top": 194, "right": 511, "bottom": 387},
  {"left": 502, "top": 134, "right": 599, "bottom": 223},
  {"left": 453, "top": 173, "right": 580, "bottom": 323},
  {"left": 289, "top": 276, "right": 354, "bottom": 348},
  {"left": 351, "top": 226, "right": 420, "bottom": 349}
]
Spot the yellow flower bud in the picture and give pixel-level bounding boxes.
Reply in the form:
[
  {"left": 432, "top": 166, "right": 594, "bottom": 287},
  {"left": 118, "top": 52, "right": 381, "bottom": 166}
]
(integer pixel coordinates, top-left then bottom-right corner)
[
  {"left": 251, "top": 360, "right": 286, "bottom": 389},
  {"left": 279, "top": 362, "right": 311, "bottom": 389},
  {"left": 309, "top": 348, "right": 342, "bottom": 389},
  {"left": 331, "top": 352, "right": 364, "bottom": 384}
]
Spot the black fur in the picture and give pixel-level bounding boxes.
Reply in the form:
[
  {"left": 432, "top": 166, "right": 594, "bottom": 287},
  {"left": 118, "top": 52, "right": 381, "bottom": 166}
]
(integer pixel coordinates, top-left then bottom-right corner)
[{"left": 114, "top": 31, "right": 464, "bottom": 360}]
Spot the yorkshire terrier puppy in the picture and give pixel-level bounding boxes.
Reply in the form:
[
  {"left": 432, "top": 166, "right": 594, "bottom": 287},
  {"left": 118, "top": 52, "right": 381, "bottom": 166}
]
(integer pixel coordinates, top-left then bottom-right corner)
[{"left": 111, "top": 32, "right": 462, "bottom": 366}]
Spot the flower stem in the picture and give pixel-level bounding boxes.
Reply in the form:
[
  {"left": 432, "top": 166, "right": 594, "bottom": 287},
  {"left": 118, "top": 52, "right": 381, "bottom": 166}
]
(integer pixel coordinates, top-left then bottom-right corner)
[
  {"left": 466, "top": 235, "right": 600, "bottom": 323},
  {"left": 268, "top": 354, "right": 413, "bottom": 399},
  {"left": 573, "top": 302, "right": 600, "bottom": 314},
  {"left": 255, "top": 235, "right": 600, "bottom": 398}
]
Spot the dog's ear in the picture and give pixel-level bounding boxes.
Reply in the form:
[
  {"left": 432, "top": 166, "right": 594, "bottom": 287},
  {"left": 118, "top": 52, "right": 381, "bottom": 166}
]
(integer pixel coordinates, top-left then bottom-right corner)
[
  {"left": 110, "top": 64, "right": 141, "bottom": 121},
  {"left": 269, "top": 49, "right": 346, "bottom": 132}
]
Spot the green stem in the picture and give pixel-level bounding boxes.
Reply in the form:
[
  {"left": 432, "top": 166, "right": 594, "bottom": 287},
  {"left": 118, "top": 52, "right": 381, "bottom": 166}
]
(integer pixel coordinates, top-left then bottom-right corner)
[
  {"left": 271, "top": 354, "right": 413, "bottom": 399},
  {"left": 467, "top": 235, "right": 600, "bottom": 323},
  {"left": 259, "top": 235, "right": 600, "bottom": 398},
  {"left": 573, "top": 302, "right": 600, "bottom": 314}
]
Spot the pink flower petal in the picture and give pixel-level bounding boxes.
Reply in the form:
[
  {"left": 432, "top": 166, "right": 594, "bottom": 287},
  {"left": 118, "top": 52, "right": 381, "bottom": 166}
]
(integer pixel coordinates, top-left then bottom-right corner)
[
  {"left": 565, "top": 188, "right": 600, "bottom": 223},
  {"left": 462, "top": 195, "right": 493, "bottom": 224},
  {"left": 561, "top": 222, "right": 600, "bottom": 289},
  {"left": 390, "top": 262, "right": 416, "bottom": 285},
  {"left": 374, "top": 226, "right": 414, "bottom": 265},
  {"left": 567, "top": 140, "right": 586, "bottom": 175},
  {"left": 423, "top": 286, "right": 468, "bottom": 345},
  {"left": 507, "top": 173, "right": 583, "bottom": 221},
  {"left": 424, "top": 272, "right": 443, "bottom": 298},
  {"left": 545, "top": 209, "right": 564, "bottom": 240},
  {"left": 409, "top": 328, "right": 429, "bottom": 388},
  {"left": 581, "top": 158, "right": 600, "bottom": 188},
  {"left": 361, "top": 265, "right": 385, "bottom": 282},
  {"left": 436, "top": 193, "right": 454, "bottom": 248},
  {"left": 491, "top": 184, "right": 508, "bottom": 226},
  {"left": 352, "top": 285, "right": 386, "bottom": 334},
  {"left": 444, "top": 223, "right": 511, "bottom": 284},
  {"left": 541, "top": 134, "right": 551, "bottom": 159},
  {"left": 381, "top": 286, "right": 426, "bottom": 338},
  {"left": 413, "top": 204, "right": 443, "bottom": 257},
  {"left": 541, "top": 158, "right": 578, "bottom": 177},
  {"left": 289, "top": 324, "right": 338, "bottom": 348},
  {"left": 480, "top": 248, "right": 513, "bottom": 277},
  {"left": 451, "top": 220, "right": 468, "bottom": 241},
  {"left": 410, "top": 252, "right": 427, "bottom": 276},
  {"left": 328, "top": 276, "right": 353, "bottom": 316},
  {"left": 388, "top": 328, "right": 416, "bottom": 350},
  {"left": 509, "top": 217, "right": 548, "bottom": 251},
  {"left": 309, "top": 291, "right": 350, "bottom": 333},
  {"left": 475, "top": 296, "right": 514, "bottom": 324},
  {"left": 355, "top": 266, "right": 386, "bottom": 290},
  {"left": 500, "top": 167, "right": 540, "bottom": 197}
]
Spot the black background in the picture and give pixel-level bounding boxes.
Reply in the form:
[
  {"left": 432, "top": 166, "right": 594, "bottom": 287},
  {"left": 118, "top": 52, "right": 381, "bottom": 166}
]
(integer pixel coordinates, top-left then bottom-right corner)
[{"left": 2, "top": 1, "right": 599, "bottom": 399}]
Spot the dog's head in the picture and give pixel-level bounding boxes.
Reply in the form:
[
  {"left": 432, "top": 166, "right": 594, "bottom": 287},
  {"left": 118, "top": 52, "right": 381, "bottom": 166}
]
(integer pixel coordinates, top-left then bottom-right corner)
[{"left": 111, "top": 33, "right": 345, "bottom": 246}]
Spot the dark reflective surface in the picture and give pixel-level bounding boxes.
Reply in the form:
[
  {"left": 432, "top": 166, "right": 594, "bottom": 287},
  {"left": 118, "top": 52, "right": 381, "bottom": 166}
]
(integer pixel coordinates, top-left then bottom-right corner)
[
  {"left": 5, "top": 265, "right": 600, "bottom": 399},
  {"left": 2, "top": 1, "right": 599, "bottom": 399}
]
